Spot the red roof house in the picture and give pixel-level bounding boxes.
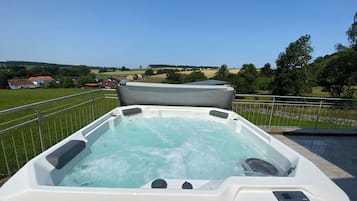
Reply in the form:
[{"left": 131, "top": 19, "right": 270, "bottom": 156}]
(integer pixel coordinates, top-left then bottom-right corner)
[
  {"left": 8, "top": 79, "right": 36, "bottom": 89},
  {"left": 100, "top": 79, "right": 118, "bottom": 89},
  {"left": 28, "top": 76, "right": 55, "bottom": 87}
]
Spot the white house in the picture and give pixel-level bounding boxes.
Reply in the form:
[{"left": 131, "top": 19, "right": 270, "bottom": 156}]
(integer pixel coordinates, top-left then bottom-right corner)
[{"left": 7, "top": 79, "right": 36, "bottom": 89}]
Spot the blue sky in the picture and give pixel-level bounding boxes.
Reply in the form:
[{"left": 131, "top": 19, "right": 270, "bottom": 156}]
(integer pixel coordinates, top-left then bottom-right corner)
[{"left": 0, "top": 0, "right": 356, "bottom": 68}]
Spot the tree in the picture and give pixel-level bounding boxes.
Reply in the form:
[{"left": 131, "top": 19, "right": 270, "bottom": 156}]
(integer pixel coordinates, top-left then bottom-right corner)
[
  {"left": 314, "top": 11, "right": 357, "bottom": 97},
  {"left": 214, "top": 64, "right": 229, "bottom": 80},
  {"left": 184, "top": 71, "right": 207, "bottom": 83},
  {"left": 73, "top": 65, "right": 90, "bottom": 75},
  {"left": 62, "top": 77, "right": 74, "bottom": 88},
  {"left": 347, "top": 12, "right": 357, "bottom": 50},
  {"left": 166, "top": 71, "right": 183, "bottom": 84},
  {"left": 256, "top": 63, "right": 274, "bottom": 91},
  {"left": 58, "top": 68, "right": 77, "bottom": 76},
  {"left": 144, "top": 69, "right": 154, "bottom": 76},
  {"left": 0, "top": 72, "right": 9, "bottom": 89},
  {"left": 46, "top": 66, "right": 59, "bottom": 75},
  {"left": 98, "top": 68, "right": 107, "bottom": 73},
  {"left": 28, "top": 66, "right": 51, "bottom": 76},
  {"left": 76, "top": 75, "right": 95, "bottom": 87},
  {"left": 335, "top": 43, "right": 348, "bottom": 52},
  {"left": 8, "top": 65, "right": 30, "bottom": 77},
  {"left": 234, "top": 64, "right": 258, "bottom": 93},
  {"left": 272, "top": 35, "right": 313, "bottom": 95},
  {"left": 319, "top": 49, "right": 357, "bottom": 97},
  {"left": 44, "top": 81, "right": 58, "bottom": 88},
  {"left": 259, "top": 63, "right": 273, "bottom": 77},
  {"left": 120, "top": 66, "right": 130, "bottom": 71}
]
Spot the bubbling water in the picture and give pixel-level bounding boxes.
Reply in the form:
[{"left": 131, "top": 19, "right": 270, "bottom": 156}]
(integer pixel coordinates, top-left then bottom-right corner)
[{"left": 58, "top": 116, "right": 266, "bottom": 188}]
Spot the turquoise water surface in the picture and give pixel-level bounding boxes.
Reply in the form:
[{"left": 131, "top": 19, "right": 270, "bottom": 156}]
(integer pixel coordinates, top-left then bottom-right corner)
[{"left": 58, "top": 116, "right": 265, "bottom": 188}]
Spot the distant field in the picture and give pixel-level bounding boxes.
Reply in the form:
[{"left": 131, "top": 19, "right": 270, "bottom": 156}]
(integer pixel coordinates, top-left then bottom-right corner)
[
  {"left": 91, "top": 69, "right": 145, "bottom": 77},
  {"left": 135, "top": 75, "right": 166, "bottom": 83},
  {"left": 177, "top": 69, "right": 219, "bottom": 78},
  {"left": 93, "top": 68, "right": 240, "bottom": 79},
  {"left": 0, "top": 88, "right": 95, "bottom": 110},
  {"left": 202, "top": 68, "right": 239, "bottom": 78}
]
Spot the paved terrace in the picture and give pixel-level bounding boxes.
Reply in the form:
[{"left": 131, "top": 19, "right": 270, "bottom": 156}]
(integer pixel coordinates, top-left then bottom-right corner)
[{"left": 272, "top": 131, "right": 357, "bottom": 201}]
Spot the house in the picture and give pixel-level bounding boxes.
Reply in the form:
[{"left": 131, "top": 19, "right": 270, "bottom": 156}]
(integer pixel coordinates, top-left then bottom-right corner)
[
  {"left": 28, "top": 76, "right": 55, "bottom": 87},
  {"left": 8, "top": 79, "right": 36, "bottom": 89},
  {"left": 84, "top": 83, "right": 101, "bottom": 88},
  {"left": 100, "top": 79, "right": 118, "bottom": 89}
]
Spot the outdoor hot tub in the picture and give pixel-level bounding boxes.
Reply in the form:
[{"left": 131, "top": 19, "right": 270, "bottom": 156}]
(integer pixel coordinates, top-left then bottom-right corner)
[{"left": 0, "top": 83, "right": 350, "bottom": 201}]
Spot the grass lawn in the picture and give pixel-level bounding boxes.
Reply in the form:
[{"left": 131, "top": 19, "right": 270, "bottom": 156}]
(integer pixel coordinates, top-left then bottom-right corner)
[
  {"left": 0, "top": 88, "right": 97, "bottom": 110},
  {"left": 306, "top": 86, "right": 331, "bottom": 98},
  {"left": 0, "top": 89, "right": 117, "bottom": 128}
]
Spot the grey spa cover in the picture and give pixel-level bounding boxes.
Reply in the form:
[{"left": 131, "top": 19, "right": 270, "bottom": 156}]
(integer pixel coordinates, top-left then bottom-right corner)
[{"left": 117, "top": 82, "right": 235, "bottom": 110}]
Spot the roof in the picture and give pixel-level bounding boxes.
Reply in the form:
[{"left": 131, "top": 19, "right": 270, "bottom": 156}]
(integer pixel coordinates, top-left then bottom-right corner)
[
  {"left": 185, "top": 79, "right": 229, "bottom": 85},
  {"left": 28, "top": 76, "right": 55, "bottom": 82},
  {"left": 8, "top": 79, "right": 35, "bottom": 85},
  {"left": 84, "top": 83, "right": 101, "bottom": 87},
  {"left": 101, "top": 80, "right": 117, "bottom": 85}
]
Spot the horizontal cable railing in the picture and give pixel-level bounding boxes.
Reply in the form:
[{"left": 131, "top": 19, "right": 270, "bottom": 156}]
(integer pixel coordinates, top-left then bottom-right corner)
[{"left": 233, "top": 94, "right": 357, "bottom": 130}]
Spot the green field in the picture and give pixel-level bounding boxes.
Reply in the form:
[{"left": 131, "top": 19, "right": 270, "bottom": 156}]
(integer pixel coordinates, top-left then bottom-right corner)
[{"left": 0, "top": 88, "right": 97, "bottom": 110}]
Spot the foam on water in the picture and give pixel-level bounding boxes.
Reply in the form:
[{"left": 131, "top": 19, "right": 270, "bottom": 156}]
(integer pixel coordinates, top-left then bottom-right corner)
[{"left": 58, "top": 116, "right": 268, "bottom": 188}]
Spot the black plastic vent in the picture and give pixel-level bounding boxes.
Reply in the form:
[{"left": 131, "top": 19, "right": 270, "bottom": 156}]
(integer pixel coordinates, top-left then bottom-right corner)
[
  {"left": 209, "top": 110, "right": 229, "bottom": 119},
  {"left": 122, "top": 108, "right": 142, "bottom": 116},
  {"left": 245, "top": 158, "right": 279, "bottom": 176},
  {"left": 151, "top": 179, "right": 167, "bottom": 189},
  {"left": 273, "top": 191, "right": 310, "bottom": 201},
  {"left": 182, "top": 181, "right": 193, "bottom": 189}
]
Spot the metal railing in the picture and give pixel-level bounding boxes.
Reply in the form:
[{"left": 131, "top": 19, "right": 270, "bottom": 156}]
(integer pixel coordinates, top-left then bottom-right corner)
[
  {"left": 1, "top": 91, "right": 356, "bottom": 183},
  {"left": 0, "top": 89, "right": 118, "bottom": 180},
  {"left": 233, "top": 94, "right": 357, "bottom": 131}
]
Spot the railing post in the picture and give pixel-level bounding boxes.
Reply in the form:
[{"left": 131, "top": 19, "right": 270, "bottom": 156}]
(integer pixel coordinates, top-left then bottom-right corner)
[
  {"left": 91, "top": 96, "right": 95, "bottom": 120},
  {"left": 0, "top": 136, "right": 11, "bottom": 176},
  {"left": 36, "top": 110, "right": 45, "bottom": 152},
  {"left": 268, "top": 97, "right": 275, "bottom": 131},
  {"left": 314, "top": 100, "right": 323, "bottom": 129}
]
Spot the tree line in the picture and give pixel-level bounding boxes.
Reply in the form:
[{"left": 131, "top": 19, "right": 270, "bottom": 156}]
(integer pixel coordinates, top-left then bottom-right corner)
[
  {"left": 148, "top": 64, "right": 219, "bottom": 69},
  {"left": 0, "top": 65, "right": 96, "bottom": 88}
]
